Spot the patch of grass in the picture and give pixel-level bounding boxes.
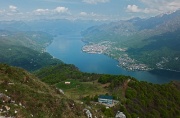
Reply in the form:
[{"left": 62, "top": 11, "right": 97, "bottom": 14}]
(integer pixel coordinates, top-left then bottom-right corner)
[
  {"left": 56, "top": 79, "right": 108, "bottom": 100},
  {"left": 0, "top": 64, "right": 86, "bottom": 118}
]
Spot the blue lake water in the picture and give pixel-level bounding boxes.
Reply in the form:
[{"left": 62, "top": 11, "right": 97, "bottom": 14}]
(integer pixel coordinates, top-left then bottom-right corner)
[{"left": 46, "top": 34, "right": 180, "bottom": 84}]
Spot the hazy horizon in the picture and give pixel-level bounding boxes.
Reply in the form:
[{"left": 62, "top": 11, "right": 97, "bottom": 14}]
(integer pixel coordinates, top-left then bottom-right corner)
[{"left": 0, "top": 0, "right": 180, "bottom": 21}]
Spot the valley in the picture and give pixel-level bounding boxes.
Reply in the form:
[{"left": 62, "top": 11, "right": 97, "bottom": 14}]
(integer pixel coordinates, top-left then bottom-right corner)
[
  {"left": 1, "top": 0, "right": 180, "bottom": 117},
  {"left": 0, "top": 10, "right": 180, "bottom": 117}
]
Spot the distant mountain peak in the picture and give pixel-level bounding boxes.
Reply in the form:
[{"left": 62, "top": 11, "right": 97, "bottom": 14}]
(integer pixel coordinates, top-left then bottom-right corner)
[
  {"left": 156, "top": 9, "right": 180, "bottom": 18},
  {"left": 128, "top": 17, "right": 142, "bottom": 22}
]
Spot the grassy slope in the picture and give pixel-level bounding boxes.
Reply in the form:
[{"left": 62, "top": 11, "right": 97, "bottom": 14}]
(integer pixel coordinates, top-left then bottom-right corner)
[
  {"left": 35, "top": 64, "right": 109, "bottom": 101},
  {"left": 0, "top": 64, "right": 87, "bottom": 118},
  {"left": 56, "top": 79, "right": 107, "bottom": 101}
]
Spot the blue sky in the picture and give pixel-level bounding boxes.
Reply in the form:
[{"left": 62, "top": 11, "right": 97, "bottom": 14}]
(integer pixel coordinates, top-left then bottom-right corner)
[{"left": 0, "top": 0, "right": 180, "bottom": 21}]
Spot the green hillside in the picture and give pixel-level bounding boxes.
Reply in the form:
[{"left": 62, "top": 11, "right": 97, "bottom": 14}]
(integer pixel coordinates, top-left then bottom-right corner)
[
  {"left": 36, "top": 64, "right": 180, "bottom": 118},
  {"left": 128, "top": 29, "right": 180, "bottom": 70},
  {"left": 81, "top": 10, "right": 180, "bottom": 71},
  {"left": 0, "top": 30, "right": 53, "bottom": 51},
  {"left": 0, "top": 30, "right": 62, "bottom": 71},
  {"left": 0, "top": 64, "right": 87, "bottom": 118}
]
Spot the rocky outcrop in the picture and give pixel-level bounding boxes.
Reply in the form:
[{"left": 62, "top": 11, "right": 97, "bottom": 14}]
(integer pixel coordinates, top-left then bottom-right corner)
[{"left": 115, "top": 111, "right": 126, "bottom": 118}]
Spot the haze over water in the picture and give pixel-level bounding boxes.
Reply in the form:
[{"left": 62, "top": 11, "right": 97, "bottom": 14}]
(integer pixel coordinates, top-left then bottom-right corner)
[{"left": 46, "top": 34, "right": 180, "bottom": 84}]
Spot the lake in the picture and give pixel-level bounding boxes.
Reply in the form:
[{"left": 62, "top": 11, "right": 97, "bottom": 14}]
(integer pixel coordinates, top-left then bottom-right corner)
[{"left": 46, "top": 34, "right": 180, "bottom": 84}]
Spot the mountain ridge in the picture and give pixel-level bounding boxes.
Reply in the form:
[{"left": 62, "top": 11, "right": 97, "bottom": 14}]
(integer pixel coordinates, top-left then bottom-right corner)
[
  {"left": 0, "top": 30, "right": 62, "bottom": 71},
  {"left": 0, "top": 64, "right": 87, "bottom": 118},
  {"left": 81, "top": 10, "right": 180, "bottom": 71}
]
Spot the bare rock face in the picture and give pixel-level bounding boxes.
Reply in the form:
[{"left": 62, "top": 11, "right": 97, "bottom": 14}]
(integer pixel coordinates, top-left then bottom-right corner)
[{"left": 83, "top": 109, "right": 92, "bottom": 118}]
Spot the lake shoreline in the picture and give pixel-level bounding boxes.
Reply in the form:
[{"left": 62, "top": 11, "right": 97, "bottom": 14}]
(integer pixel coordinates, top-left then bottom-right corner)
[{"left": 46, "top": 34, "right": 180, "bottom": 84}]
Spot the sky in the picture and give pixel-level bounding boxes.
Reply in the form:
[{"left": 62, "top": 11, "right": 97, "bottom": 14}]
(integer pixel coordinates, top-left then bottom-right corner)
[{"left": 0, "top": 0, "right": 180, "bottom": 21}]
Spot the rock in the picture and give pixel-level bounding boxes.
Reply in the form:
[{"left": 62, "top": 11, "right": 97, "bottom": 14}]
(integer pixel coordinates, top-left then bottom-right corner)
[
  {"left": 5, "top": 106, "right": 10, "bottom": 111},
  {"left": 106, "top": 106, "right": 109, "bottom": 109},
  {"left": 15, "top": 110, "right": 18, "bottom": 114},
  {"left": 11, "top": 100, "right": 15, "bottom": 103},
  {"left": 58, "top": 89, "right": 64, "bottom": 95},
  {"left": 115, "top": 111, "right": 126, "bottom": 118},
  {"left": 0, "top": 93, "right": 11, "bottom": 103},
  {"left": 14, "top": 104, "right": 18, "bottom": 106},
  {"left": 8, "top": 83, "right": 14, "bottom": 85},
  {"left": 2, "top": 105, "right": 10, "bottom": 111},
  {"left": 83, "top": 109, "right": 92, "bottom": 118},
  {"left": 0, "top": 93, "right": 3, "bottom": 98}
]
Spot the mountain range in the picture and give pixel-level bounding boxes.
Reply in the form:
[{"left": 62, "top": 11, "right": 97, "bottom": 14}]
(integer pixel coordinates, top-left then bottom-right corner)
[{"left": 81, "top": 10, "right": 180, "bottom": 71}]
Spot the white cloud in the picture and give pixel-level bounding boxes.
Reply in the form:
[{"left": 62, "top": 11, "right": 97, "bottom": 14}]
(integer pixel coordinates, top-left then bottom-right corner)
[
  {"left": 127, "top": 0, "right": 180, "bottom": 15},
  {"left": 77, "top": 11, "right": 110, "bottom": 20},
  {"left": 127, "top": 4, "right": 160, "bottom": 14},
  {"left": 80, "top": 12, "right": 98, "bottom": 17},
  {"left": 33, "top": 6, "right": 69, "bottom": 15},
  {"left": 0, "top": 5, "right": 25, "bottom": 21},
  {"left": 29, "top": 6, "right": 71, "bottom": 20},
  {"left": 143, "top": 8, "right": 159, "bottom": 14},
  {"left": 161, "top": 1, "right": 180, "bottom": 11},
  {"left": 82, "top": 0, "right": 110, "bottom": 4},
  {"left": 9, "top": 5, "right": 17, "bottom": 12},
  {"left": 54, "top": 7, "right": 68, "bottom": 13},
  {"left": 140, "top": 0, "right": 180, "bottom": 13},
  {"left": 127, "top": 5, "right": 141, "bottom": 12},
  {"left": 80, "top": 12, "right": 88, "bottom": 16},
  {"left": 90, "top": 12, "right": 98, "bottom": 16},
  {"left": 33, "top": 9, "right": 49, "bottom": 15},
  {"left": 35, "top": 9, "right": 49, "bottom": 12}
]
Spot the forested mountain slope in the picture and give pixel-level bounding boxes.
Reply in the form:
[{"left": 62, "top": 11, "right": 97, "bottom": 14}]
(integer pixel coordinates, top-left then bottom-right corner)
[
  {"left": 35, "top": 64, "right": 180, "bottom": 118},
  {"left": 82, "top": 10, "right": 180, "bottom": 71},
  {"left": 0, "top": 30, "right": 62, "bottom": 71}
]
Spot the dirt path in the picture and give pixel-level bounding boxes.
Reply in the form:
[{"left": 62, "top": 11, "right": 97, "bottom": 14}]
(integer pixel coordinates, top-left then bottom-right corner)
[{"left": 122, "top": 79, "right": 131, "bottom": 97}]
